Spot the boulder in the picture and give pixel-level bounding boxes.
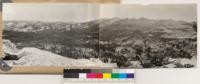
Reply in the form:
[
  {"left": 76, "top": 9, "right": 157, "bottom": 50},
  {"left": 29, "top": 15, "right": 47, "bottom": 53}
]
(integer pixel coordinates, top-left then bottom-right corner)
[{"left": 2, "top": 39, "right": 19, "bottom": 59}]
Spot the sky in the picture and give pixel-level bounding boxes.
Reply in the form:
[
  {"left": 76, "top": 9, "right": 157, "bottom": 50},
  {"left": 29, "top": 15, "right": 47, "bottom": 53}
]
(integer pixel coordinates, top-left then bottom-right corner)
[
  {"left": 3, "top": 3, "right": 99, "bottom": 22},
  {"left": 3, "top": 3, "right": 197, "bottom": 22},
  {"left": 101, "top": 4, "right": 197, "bottom": 22}
]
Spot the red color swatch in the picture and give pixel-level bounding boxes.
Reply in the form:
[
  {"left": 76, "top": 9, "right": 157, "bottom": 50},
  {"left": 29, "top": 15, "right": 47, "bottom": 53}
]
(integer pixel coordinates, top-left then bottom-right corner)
[{"left": 95, "top": 73, "right": 103, "bottom": 78}]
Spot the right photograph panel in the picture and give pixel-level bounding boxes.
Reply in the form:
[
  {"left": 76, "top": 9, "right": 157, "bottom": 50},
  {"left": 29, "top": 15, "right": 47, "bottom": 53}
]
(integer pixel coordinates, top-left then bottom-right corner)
[{"left": 99, "top": 4, "right": 197, "bottom": 68}]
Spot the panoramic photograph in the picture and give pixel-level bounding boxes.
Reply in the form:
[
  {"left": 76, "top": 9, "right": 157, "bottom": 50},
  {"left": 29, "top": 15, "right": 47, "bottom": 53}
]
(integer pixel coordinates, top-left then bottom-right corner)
[
  {"left": 99, "top": 4, "right": 197, "bottom": 68},
  {"left": 2, "top": 3, "right": 197, "bottom": 68},
  {"left": 2, "top": 3, "right": 105, "bottom": 67}
]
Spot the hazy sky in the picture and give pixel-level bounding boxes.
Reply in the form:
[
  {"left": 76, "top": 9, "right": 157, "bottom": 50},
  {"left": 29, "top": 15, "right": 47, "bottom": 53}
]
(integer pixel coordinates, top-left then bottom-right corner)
[
  {"left": 3, "top": 3, "right": 99, "bottom": 22},
  {"left": 3, "top": 3, "right": 197, "bottom": 22},
  {"left": 101, "top": 4, "right": 197, "bottom": 22}
]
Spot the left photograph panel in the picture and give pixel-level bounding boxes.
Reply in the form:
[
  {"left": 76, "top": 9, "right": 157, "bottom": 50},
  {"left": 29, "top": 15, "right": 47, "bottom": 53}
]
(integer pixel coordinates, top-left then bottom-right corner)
[{"left": 2, "top": 3, "right": 113, "bottom": 67}]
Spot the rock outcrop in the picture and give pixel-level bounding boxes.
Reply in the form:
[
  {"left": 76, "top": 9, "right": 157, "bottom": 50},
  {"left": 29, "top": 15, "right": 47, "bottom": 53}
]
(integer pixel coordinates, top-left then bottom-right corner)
[
  {"left": 2, "top": 39, "right": 116, "bottom": 67},
  {"left": 2, "top": 39, "right": 19, "bottom": 60}
]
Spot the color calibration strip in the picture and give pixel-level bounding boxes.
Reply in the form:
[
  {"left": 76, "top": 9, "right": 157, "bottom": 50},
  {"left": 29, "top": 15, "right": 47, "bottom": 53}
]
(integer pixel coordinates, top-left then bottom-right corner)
[{"left": 63, "top": 69, "right": 134, "bottom": 79}]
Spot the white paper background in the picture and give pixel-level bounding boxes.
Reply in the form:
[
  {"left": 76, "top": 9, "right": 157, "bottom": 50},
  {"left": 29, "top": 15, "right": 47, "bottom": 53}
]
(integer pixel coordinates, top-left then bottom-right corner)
[{"left": 0, "top": 0, "right": 200, "bottom": 84}]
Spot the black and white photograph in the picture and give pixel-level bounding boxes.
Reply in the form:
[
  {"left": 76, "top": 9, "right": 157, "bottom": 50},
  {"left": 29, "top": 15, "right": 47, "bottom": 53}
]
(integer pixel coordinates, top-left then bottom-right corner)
[
  {"left": 2, "top": 3, "right": 197, "bottom": 68},
  {"left": 2, "top": 3, "right": 108, "bottom": 67},
  {"left": 99, "top": 4, "right": 197, "bottom": 68}
]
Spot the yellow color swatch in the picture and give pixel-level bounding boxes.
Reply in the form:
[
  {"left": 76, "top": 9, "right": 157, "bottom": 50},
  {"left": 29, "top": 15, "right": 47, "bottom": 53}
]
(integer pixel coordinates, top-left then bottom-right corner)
[{"left": 103, "top": 73, "right": 111, "bottom": 79}]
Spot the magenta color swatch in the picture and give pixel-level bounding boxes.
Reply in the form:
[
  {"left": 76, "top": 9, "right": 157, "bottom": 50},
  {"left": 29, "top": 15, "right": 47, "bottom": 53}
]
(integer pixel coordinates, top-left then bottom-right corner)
[{"left": 87, "top": 73, "right": 96, "bottom": 78}]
